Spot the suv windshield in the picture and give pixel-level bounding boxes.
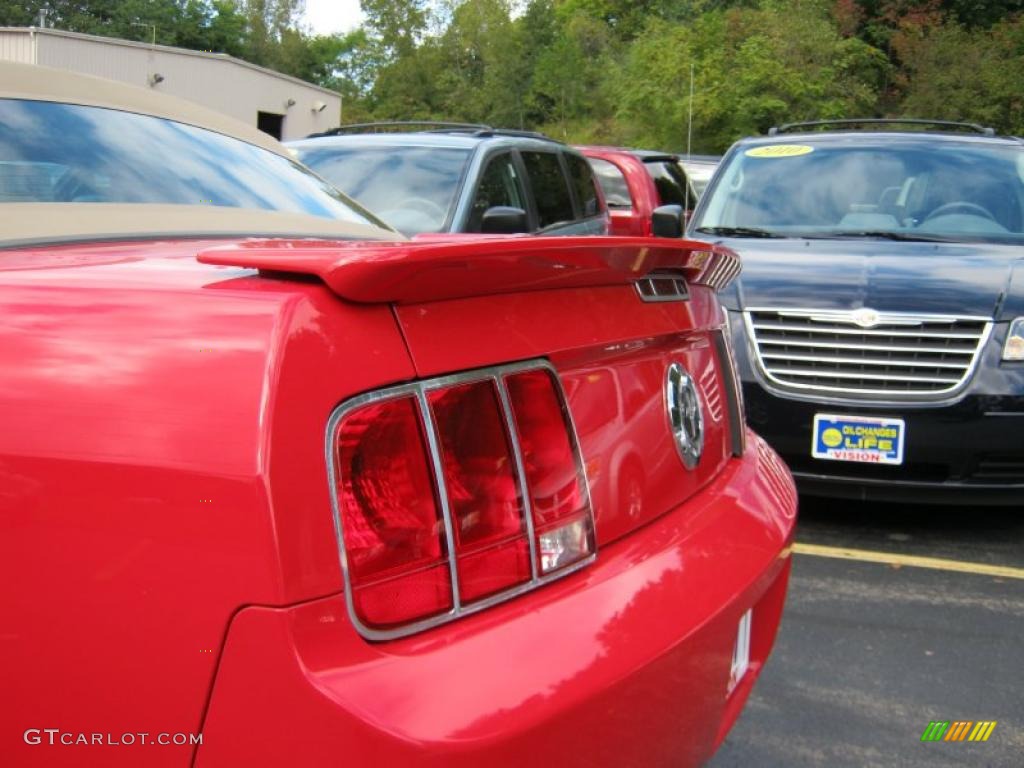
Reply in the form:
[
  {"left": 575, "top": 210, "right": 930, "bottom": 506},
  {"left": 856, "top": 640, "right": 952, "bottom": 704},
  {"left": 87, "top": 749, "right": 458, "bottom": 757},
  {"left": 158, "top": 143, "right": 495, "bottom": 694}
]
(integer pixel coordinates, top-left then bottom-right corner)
[
  {"left": 693, "top": 139, "right": 1024, "bottom": 244},
  {"left": 294, "top": 144, "right": 471, "bottom": 234},
  {"left": 0, "top": 99, "right": 382, "bottom": 227}
]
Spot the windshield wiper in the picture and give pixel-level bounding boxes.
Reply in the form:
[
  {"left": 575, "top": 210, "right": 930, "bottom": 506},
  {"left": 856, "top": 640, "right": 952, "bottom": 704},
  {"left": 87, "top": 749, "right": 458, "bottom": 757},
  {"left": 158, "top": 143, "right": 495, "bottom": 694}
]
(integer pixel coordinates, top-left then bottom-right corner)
[
  {"left": 800, "top": 230, "right": 962, "bottom": 243},
  {"left": 693, "top": 226, "right": 784, "bottom": 238}
]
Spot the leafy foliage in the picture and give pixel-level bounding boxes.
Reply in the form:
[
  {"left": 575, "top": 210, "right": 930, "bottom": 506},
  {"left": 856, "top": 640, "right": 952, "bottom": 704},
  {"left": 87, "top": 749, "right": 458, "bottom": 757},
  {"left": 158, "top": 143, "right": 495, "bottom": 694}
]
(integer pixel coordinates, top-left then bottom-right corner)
[
  {"left": 892, "top": 14, "right": 1024, "bottom": 133},
  {"left": 3, "top": 0, "right": 1022, "bottom": 149}
]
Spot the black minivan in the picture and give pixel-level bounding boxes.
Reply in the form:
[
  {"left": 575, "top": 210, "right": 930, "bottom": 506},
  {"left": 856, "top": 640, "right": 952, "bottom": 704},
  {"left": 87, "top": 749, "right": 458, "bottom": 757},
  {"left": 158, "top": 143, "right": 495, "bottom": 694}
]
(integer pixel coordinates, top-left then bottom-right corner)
[{"left": 689, "top": 120, "right": 1024, "bottom": 504}]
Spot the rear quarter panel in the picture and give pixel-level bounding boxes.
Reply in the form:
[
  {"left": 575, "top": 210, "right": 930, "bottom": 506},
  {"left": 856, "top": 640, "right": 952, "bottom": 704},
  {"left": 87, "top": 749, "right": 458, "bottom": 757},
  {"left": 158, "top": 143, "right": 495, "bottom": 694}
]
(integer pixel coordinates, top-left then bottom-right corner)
[{"left": 0, "top": 243, "right": 415, "bottom": 767}]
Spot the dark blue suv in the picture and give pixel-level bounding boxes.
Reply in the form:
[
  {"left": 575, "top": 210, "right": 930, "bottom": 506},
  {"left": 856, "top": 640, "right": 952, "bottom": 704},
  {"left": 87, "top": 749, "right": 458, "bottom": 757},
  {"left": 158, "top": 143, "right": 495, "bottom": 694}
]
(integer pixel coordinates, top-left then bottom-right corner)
[
  {"left": 688, "top": 119, "right": 1024, "bottom": 504},
  {"left": 288, "top": 122, "right": 607, "bottom": 237}
]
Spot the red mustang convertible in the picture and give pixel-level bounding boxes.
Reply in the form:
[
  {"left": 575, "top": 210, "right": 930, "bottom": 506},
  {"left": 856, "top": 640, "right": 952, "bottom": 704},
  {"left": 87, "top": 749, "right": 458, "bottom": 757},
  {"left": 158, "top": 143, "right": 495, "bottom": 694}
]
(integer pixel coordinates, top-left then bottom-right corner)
[{"left": 0, "top": 63, "right": 796, "bottom": 767}]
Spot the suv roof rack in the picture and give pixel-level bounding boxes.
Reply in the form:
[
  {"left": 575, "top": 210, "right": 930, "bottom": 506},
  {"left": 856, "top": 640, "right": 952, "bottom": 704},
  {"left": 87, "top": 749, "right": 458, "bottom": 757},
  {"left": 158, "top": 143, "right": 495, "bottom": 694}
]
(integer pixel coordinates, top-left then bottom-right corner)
[
  {"left": 767, "top": 119, "right": 996, "bottom": 137},
  {"left": 310, "top": 121, "right": 489, "bottom": 137},
  {"left": 307, "top": 120, "right": 560, "bottom": 142}
]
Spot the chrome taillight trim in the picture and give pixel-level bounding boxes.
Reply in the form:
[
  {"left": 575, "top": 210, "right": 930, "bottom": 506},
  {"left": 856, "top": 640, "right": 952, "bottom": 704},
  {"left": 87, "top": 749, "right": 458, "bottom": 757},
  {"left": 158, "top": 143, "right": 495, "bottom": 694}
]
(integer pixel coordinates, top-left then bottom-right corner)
[
  {"left": 495, "top": 378, "right": 541, "bottom": 581},
  {"left": 417, "top": 387, "right": 463, "bottom": 613},
  {"left": 325, "top": 358, "right": 596, "bottom": 642},
  {"left": 744, "top": 308, "right": 992, "bottom": 402}
]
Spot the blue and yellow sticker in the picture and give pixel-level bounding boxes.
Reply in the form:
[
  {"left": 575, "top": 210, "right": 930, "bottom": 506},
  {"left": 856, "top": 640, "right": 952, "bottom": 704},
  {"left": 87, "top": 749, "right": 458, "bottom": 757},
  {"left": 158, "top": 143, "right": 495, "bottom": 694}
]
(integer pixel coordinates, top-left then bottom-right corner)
[
  {"left": 812, "top": 413, "right": 905, "bottom": 465},
  {"left": 745, "top": 144, "right": 814, "bottom": 158}
]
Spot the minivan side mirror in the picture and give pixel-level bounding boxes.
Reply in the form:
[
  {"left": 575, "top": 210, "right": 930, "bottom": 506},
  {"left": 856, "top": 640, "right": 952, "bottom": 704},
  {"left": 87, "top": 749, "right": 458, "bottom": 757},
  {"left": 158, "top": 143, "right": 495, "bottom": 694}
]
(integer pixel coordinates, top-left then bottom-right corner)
[
  {"left": 651, "top": 204, "right": 686, "bottom": 238},
  {"left": 480, "top": 206, "right": 529, "bottom": 234}
]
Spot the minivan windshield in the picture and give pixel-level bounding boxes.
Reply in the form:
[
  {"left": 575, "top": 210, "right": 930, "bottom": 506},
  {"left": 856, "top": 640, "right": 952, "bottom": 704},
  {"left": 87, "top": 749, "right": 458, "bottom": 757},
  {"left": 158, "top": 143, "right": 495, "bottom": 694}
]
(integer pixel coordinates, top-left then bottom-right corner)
[
  {"left": 0, "top": 99, "right": 384, "bottom": 227},
  {"left": 294, "top": 144, "right": 471, "bottom": 234},
  {"left": 692, "top": 139, "right": 1024, "bottom": 244}
]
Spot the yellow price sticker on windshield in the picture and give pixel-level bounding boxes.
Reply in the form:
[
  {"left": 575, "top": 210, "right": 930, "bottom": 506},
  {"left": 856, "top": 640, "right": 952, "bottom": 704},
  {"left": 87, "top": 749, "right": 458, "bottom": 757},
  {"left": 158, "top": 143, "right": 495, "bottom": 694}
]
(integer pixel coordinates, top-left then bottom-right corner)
[{"left": 745, "top": 144, "right": 814, "bottom": 158}]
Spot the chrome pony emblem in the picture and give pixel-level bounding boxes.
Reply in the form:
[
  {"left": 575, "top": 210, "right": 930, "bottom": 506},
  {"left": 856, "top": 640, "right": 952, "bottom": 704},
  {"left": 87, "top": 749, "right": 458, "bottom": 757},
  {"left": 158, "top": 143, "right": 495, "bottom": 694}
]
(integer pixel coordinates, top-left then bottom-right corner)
[
  {"left": 666, "top": 363, "right": 705, "bottom": 469},
  {"left": 851, "top": 307, "right": 881, "bottom": 328}
]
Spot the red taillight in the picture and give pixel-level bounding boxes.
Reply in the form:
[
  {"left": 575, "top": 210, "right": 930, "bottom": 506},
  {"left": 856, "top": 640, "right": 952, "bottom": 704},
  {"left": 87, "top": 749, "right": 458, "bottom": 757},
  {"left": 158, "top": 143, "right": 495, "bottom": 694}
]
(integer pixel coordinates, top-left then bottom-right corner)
[
  {"left": 329, "top": 362, "right": 595, "bottom": 639},
  {"left": 428, "top": 381, "right": 530, "bottom": 602},
  {"left": 506, "top": 369, "right": 594, "bottom": 574},
  {"left": 334, "top": 396, "right": 452, "bottom": 628}
]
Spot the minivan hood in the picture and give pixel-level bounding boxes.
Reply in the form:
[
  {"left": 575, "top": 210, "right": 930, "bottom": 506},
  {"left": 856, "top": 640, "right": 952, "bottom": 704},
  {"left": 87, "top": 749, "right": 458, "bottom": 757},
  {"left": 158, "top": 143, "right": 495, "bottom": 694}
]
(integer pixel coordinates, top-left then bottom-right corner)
[{"left": 709, "top": 238, "right": 1019, "bottom": 319}]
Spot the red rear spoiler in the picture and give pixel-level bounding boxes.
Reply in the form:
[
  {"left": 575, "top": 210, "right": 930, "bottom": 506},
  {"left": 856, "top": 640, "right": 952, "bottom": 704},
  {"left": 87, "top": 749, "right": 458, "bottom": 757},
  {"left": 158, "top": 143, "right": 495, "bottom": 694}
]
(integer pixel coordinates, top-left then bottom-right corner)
[{"left": 197, "top": 236, "right": 740, "bottom": 304}]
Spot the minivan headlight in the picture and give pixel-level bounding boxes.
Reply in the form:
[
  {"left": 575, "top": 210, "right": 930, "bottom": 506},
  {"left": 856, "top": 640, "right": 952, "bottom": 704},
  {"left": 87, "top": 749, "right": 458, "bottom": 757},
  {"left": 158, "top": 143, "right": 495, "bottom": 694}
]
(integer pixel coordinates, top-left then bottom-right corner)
[{"left": 1004, "top": 317, "right": 1024, "bottom": 361}]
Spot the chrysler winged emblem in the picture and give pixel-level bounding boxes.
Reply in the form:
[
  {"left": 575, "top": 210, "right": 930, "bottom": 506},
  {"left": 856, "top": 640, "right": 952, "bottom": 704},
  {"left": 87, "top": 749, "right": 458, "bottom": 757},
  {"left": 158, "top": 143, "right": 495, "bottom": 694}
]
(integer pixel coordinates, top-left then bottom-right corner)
[
  {"left": 666, "top": 363, "right": 705, "bottom": 469},
  {"left": 851, "top": 307, "right": 881, "bottom": 328}
]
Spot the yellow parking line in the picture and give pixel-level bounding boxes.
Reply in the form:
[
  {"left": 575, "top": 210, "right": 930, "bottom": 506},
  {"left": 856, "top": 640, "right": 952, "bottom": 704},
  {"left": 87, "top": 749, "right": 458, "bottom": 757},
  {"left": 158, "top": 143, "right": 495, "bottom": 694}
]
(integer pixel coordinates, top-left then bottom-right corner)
[{"left": 793, "top": 542, "right": 1024, "bottom": 580}]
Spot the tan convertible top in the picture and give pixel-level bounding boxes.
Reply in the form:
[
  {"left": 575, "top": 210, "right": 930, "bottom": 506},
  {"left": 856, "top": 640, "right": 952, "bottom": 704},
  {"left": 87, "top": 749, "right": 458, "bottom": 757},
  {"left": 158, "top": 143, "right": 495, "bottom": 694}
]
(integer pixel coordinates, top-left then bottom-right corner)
[
  {"left": 0, "top": 62, "right": 403, "bottom": 245},
  {"left": 0, "top": 60, "right": 286, "bottom": 156},
  {"left": 1, "top": 204, "right": 397, "bottom": 249}
]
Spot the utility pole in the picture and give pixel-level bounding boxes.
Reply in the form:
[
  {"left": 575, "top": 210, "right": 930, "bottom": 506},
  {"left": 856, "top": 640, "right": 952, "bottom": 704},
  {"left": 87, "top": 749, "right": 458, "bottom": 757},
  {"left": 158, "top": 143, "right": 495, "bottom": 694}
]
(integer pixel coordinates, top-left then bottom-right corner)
[
  {"left": 686, "top": 61, "right": 694, "bottom": 162},
  {"left": 131, "top": 22, "right": 156, "bottom": 46}
]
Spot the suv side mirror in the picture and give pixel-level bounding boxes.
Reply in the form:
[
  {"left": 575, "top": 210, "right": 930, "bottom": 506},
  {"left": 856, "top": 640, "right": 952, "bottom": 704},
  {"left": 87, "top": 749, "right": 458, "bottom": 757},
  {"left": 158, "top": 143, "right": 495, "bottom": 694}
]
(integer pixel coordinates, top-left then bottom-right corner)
[
  {"left": 651, "top": 204, "right": 687, "bottom": 238},
  {"left": 481, "top": 206, "right": 529, "bottom": 234}
]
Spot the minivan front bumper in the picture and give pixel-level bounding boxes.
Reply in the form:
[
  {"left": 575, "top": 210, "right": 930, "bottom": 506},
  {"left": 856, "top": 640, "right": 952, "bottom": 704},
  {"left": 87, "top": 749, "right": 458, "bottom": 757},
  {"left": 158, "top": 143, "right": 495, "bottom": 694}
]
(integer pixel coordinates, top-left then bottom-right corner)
[{"left": 731, "top": 311, "right": 1024, "bottom": 504}]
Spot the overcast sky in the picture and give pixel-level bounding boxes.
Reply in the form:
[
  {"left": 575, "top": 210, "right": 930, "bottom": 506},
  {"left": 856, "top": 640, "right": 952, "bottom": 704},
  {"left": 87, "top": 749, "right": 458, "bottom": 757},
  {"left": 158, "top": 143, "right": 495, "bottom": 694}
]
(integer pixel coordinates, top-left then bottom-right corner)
[{"left": 303, "top": 0, "right": 365, "bottom": 35}]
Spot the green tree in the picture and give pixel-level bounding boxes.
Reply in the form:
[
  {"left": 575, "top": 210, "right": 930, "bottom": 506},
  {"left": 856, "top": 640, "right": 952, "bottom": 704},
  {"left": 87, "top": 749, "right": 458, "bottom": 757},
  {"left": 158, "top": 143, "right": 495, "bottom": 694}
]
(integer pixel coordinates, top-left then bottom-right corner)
[
  {"left": 6, "top": 0, "right": 1022, "bottom": 147},
  {"left": 613, "top": 1, "right": 889, "bottom": 152},
  {"left": 434, "top": 0, "right": 523, "bottom": 124},
  {"left": 554, "top": 0, "right": 706, "bottom": 40},
  {"left": 893, "top": 15, "right": 1024, "bottom": 133},
  {"left": 236, "top": 0, "right": 306, "bottom": 66},
  {"left": 362, "top": 0, "right": 429, "bottom": 57},
  {"left": 370, "top": 40, "right": 448, "bottom": 119},
  {"left": 202, "top": 1, "right": 248, "bottom": 56},
  {"left": 531, "top": 8, "right": 613, "bottom": 139},
  {"left": 0, "top": 1, "right": 248, "bottom": 55},
  {"left": 304, "top": 29, "right": 383, "bottom": 121}
]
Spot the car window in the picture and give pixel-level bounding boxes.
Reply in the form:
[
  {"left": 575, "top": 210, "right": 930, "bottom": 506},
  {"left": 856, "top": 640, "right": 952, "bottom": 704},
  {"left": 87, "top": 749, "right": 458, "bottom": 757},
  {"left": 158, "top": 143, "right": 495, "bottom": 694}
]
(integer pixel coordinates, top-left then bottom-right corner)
[
  {"left": 0, "top": 99, "right": 382, "bottom": 226},
  {"left": 644, "top": 159, "right": 695, "bottom": 210},
  {"left": 521, "top": 151, "right": 575, "bottom": 229},
  {"left": 565, "top": 152, "right": 601, "bottom": 217},
  {"left": 467, "top": 153, "right": 526, "bottom": 232},
  {"left": 693, "top": 141, "right": 1024, "bottom": 243},
  {"left": 295, "top": 145, "right": 471, "bottom": 234},
  {"left": 589, "top": 157, "right": 633, "bottom": 209}
]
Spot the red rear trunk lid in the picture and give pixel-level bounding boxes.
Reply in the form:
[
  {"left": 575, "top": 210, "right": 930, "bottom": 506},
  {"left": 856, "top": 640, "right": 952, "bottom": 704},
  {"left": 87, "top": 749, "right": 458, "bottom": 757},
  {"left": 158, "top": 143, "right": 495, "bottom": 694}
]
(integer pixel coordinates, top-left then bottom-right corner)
[
  {"left": 198, "top": 236, "right": 743, "bottom": 544},
  {"left": 394, "top": 281, "right": 738, "bottom": 545}
]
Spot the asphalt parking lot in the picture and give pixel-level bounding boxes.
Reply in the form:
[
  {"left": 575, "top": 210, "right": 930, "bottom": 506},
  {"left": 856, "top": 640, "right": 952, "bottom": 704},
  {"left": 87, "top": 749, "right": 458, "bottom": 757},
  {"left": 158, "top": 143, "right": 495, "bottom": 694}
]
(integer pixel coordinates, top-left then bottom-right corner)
[{"left": 710, "top": 496, "right": 1024, "bottom": 768}]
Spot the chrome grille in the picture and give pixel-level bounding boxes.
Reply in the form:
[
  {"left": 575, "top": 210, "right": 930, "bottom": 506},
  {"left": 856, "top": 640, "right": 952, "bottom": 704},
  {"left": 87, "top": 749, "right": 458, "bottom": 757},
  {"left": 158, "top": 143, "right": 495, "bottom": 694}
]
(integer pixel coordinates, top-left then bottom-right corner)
[{"left": 746, "top": 308, "right": 991, "bottom": 399}]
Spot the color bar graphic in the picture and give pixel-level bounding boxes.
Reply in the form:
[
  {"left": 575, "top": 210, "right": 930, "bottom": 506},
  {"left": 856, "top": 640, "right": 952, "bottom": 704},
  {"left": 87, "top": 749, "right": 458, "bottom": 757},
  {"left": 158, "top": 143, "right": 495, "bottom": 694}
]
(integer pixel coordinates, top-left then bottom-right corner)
[
  {"left": 921, "top": 720, "right": 996, "bottom": 742},
  {"left": 921, "top": 721, "right": 949, "bottom": 741},
  {"left": 968, "top": 722, "right": 997, "bottom": 742},
  {"left": 944, "top": 721, "right": 972, "bottom": 741}
]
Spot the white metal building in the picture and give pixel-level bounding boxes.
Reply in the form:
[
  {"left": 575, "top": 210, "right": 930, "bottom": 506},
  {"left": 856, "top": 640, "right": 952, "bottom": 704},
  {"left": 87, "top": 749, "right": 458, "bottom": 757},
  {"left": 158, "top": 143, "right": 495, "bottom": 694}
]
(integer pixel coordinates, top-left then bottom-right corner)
[{"left": 0, "top": 27, "right": 340, "bottom": 141}]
